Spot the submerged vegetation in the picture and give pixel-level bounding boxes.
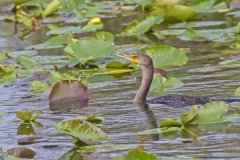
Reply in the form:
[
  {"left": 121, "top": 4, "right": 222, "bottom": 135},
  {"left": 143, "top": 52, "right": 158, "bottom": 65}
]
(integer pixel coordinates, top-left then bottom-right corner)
[{"left": 1, "top": 0, "right": 240, "bottom": 159}]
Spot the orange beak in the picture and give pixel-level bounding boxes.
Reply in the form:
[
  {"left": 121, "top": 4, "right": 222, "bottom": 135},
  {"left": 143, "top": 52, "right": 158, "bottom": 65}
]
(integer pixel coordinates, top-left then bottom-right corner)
[{"left": 116, "top": 52, "right": 138, "bottom": 64}]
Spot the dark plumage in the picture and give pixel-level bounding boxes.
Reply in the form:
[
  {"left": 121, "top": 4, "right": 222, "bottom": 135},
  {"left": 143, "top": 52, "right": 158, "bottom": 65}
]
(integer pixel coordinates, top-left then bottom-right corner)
[{"left": 116, "top": 53, "right": 212, "bottom": 106}]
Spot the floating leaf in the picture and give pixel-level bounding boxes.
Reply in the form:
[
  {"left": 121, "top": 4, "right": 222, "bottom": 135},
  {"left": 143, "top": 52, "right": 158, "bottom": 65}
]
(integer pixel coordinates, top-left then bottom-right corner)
[
  {"left": 234, "top": 87, "right": 240, "bottom": 97},
  {"left": 54, "top": 117, "right": 107, "bottom": 143},
  {"left": 106, "top": 61, "right": 129, "bottom": 69},
  {"left": 49, "top": 80, "right": 89, "bottom": 111},
  {"left": 151, "top": 5, "right": 195, "bottom": 21},
  {"left": 64, "top": 40, "right": 115, "bottom": 64},
  {"left": 42, "top": 0, "right": 61, "bottom": 17},
  {"left": 91, "top": 31, "right": 115, "bottom": 42},
  {"left": 6, "top": 147, "right": 36, "bottom": 159},
  {"left": 180, "top": 28, "right": 198, "bottom": 41},
  {"left": 99, "top": 69, "right": 133, "bottom": 75},
  {"left": 86, "top": 115, "right": 104, "bottom": 123},
  {"left": 30, "top": 80, "right": 51, "bottom": 93},
  {"left": 150, "top": 74, "right": 184, "bottom": 94},
  {"left": 47, "top": 26, "right": 82, "bottom": 35},
  {"left": 170, "top": 21, "right": 226, "bottom": 29},
  {"left": 144, "top": 45, "right": 189, "bottom": 67},
  {"left": 17, "top": 55, "right": 38, "bottom": 69},
  {"left": 160, "top": 118, "right": 181, "bottom": 128},
  {"left": 180, "top": 105, "right": 198, "bottom": 125},
  {"left": 16, "top": 110, "right": 41, "bottom": 122},
  {"left": 50, "top": 70, "right": 63, "bottom": 86},
  {"left": 0, "top": 72, "right": 16, "bottom": 84},
  {"left": 122, "top": 15, "right": 163, "bottom": 35},
  {"left": 113, "top": 149, "right": 159, "bottom": 160},
  {"left": 26, "top": 33, "right": 73, "bottom": 50},
  {"left": 82, "top": 23, "right": 103, "bottom": 32},
  {"left": 194, "top": 101, "right": 229, "bottom": 124},
  {"left": 191, "top": 0, "right": 215, "bottom": 13}
]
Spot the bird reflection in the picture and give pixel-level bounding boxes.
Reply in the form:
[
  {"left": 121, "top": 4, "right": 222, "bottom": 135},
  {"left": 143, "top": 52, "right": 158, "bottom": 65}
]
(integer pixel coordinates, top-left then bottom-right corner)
[{"left": 135, "top": 102, "right": 159, "bottom": 141}]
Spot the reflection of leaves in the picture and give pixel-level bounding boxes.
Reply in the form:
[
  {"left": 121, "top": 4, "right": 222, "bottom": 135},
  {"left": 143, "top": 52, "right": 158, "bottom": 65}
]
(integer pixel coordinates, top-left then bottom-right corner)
[
  {"left": 122, "top": 15, "right": 163, "bottom": 35},
  {"left": 54, "top": 118, "right": 107, "bottom": 144},
  {"left": 17, "top": 123, "right": 36, "bottom": 135},
  {"left": 113, "top": 149, "right": 159, "bottom": 160},
  {"left": 59, "top": 148, "right": 84, "bottom": 160},
  {"left": 30, "top": 80, "right": 51, "bottom": 93}
]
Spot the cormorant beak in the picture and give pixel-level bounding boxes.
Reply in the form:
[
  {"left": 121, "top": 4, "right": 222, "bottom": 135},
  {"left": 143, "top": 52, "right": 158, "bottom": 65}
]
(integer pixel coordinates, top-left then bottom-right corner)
[{"left": 116, "top": 52, "right": 138, "bottom": 64}]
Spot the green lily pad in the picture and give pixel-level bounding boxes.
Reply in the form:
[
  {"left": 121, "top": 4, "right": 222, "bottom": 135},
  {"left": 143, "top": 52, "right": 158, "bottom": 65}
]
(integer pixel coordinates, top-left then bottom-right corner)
[
  {"left": 16, "top": 110, "right": 41, "bottom": 123},
  {"left": 160, "top": 118, "right": 181, "bottom": 128},
  {"left": 143, "top": 45, "right": 189, "bottom": 67},
  {"left": 64, "top": 39, "right": 115, "bottom": 64},
  {"left": 86, "top": 115, "right": 104, "bottom": 123},
  {"left": 195, "top": 101, "right": 229, "bottom": 124},
  {"left": 150, "top": 74, "right": 184, "bottom": 94},
  {"left": 42, "top": 0, "right": 61, "bottom": 17},
  {"left": 0, "top": 72, "right": 16, "bottom": 84},
  {"left": 82, "top": 23, "right": 103, "bottom": 32},
  {"left": 113, "top": 149, "right": 159, "bottom": 160},
  {"left": 122, "top": 15, "right": 163, "bottom": 36},
  {"left": 91, "top": 31, "right": 115, "bottom": 42},
  {"left": 30, "top": 80, "right": 51, "bottom": 93},
  {"left": 47, "top": 26, "right": 82, "bottom": 35},
  {"left": 54, "top": 118, "right": 107, "bottom": 143},
  {"left": 180, "top": 28, "right": 198, "bottom": 41},
  {"left": 26, "top": 33, "right": 73, "bottom": 50},
  {"left": 17, "top": 55, "right": 38, "bottom": 69},
  {"left": 180, "top": 105, "right": 198, "bottom": 125},
  {"left": 106, "top": 61, "right": 129, "bottom": 69},
  {"left": 234, "top": 87, "right": 240, "bottom": 97},
  {"left": 151, "top": 5, "right": 195, "bottom": 21}
]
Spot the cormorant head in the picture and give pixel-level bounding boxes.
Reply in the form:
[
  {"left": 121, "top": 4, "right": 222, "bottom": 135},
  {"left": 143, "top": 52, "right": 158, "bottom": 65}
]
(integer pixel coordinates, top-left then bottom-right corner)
[{"left": 116, "top": 53, "right": 153, "bottom": 69}]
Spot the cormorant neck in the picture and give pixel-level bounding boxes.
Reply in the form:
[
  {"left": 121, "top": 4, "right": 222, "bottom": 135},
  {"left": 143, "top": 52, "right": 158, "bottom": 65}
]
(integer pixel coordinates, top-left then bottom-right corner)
[{"left": 133, "top": 64, "right": 154, "bottom": 103}]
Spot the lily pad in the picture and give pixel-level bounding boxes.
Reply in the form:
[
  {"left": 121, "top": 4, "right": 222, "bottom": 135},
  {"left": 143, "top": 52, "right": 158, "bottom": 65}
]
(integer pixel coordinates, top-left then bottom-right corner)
[
  {"left": 122, "top": 15, "right": 163, "bottom": 36},
  {"left": 91, "top": 31, "right": 115, "bottom": 42},
  {"left": 47, "top": 26, "right": 82, "bottom": 35},
  {"left": 113, "top": 149, "right": 159, "bottom": 160},
  {"left": 16, "top": 110, "right": 41, "bottom": 123},
  {"left": 143, "top": 45, "right": 189, "bottom": 67},
  {"left": 150, "top": 74, "right": 184, "bottom": 94},
  {"left": 64, "top": 39, "right": 115, "bottom": 64},
  {"left": 54, "top": 117, "right": 107, "bottom": 143},
  {"left": 17, "top": 55, "right": 38, "bottom": 69},
  {"left": 234, "top": 87, "right": 240, "bottom": 97},
  {"left": 6, "top": 147, "right": 36, "bottom": 159},
  {"left": 86, "top": 115, "right": 104, "bottom": 123},
  {"left": 42, "top": 0, "right": 61, "bottom": 17},
  {"left": 30, "top": 80, "right": 51, "bottom": 93}
]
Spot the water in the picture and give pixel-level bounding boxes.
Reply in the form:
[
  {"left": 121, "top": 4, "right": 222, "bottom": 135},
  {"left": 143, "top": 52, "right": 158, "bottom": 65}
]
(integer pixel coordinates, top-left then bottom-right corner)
[{"left": 1, "top": 4, "right": 240, "bottom": 160}]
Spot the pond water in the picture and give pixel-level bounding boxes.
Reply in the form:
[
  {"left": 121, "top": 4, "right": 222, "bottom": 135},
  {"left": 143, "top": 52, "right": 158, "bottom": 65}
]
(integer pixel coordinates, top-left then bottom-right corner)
[{"left": 1, "top": 2, "right": 240, "bottom": 160}]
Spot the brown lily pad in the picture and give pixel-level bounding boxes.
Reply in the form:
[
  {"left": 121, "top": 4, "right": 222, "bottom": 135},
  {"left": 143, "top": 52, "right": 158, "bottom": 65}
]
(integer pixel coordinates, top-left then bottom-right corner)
[
  {"left": 49, "top": 80, "right": 89, "bottom": 112},
  {"left": 7, "top": 147, "right": 36, "bottom": 159},
  {"left": 18, "top": 136, "right": 48, "bottom": 145}
]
